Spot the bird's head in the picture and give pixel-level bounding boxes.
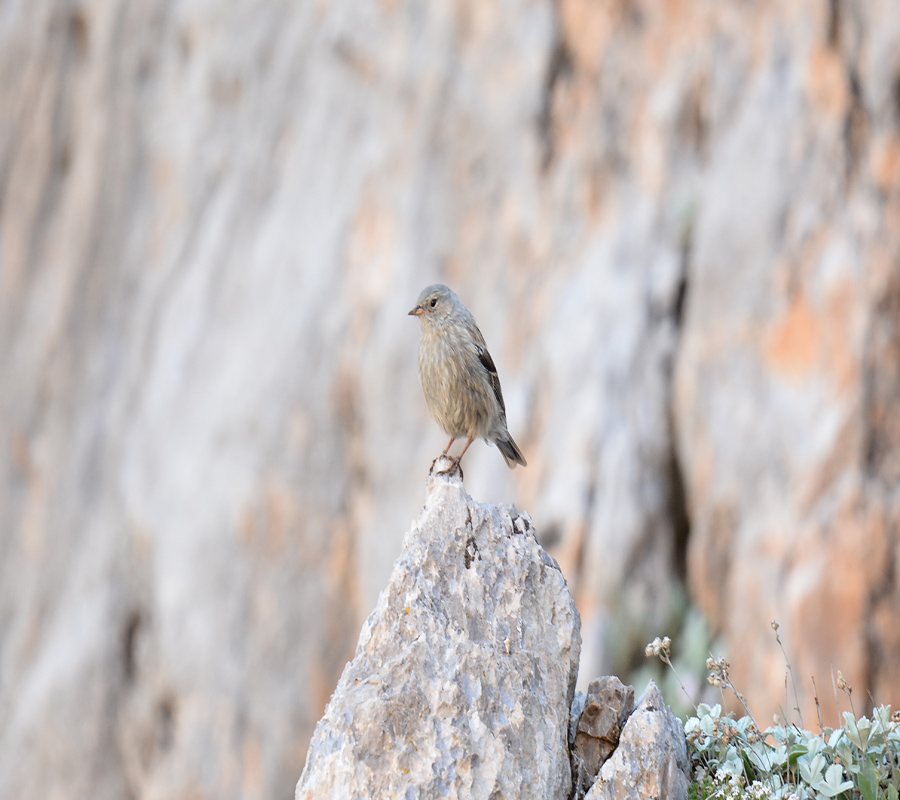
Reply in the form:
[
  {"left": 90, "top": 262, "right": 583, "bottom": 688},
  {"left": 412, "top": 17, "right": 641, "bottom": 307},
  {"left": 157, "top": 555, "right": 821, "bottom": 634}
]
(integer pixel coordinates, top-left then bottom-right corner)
[{"left": 408, "top": 284, "right": 457, "bottom": 327}]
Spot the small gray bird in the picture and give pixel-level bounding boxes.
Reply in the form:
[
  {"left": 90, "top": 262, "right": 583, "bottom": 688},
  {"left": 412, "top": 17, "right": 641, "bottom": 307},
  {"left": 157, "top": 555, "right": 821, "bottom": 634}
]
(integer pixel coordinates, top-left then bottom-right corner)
[{"left": 409, "top": 284, "right": 527, "bottom": 470}]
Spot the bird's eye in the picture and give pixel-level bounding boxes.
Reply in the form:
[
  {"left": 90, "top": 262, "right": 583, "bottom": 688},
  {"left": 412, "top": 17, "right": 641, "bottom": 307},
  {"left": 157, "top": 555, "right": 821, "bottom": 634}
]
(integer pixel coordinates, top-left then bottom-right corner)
[{"left": 430, "top": 298, "right": 437, "bottom": 308}]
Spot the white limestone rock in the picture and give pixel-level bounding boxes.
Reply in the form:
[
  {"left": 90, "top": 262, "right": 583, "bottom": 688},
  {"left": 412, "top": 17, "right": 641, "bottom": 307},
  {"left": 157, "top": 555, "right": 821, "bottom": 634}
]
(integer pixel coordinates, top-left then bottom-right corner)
[{"left": 296, "top": 458, "right": 581, "bottom": 800}]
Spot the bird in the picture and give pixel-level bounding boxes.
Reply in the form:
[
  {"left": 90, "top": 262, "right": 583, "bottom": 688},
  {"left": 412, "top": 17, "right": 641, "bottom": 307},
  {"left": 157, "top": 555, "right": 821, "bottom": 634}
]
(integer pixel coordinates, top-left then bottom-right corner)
[{"left": 409, "top": 284, "right": 527, "bottom": 472}]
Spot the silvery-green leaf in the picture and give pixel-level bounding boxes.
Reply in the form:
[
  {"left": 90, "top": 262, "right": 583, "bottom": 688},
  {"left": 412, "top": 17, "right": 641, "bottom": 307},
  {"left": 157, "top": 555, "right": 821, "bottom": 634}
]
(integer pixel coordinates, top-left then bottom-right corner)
[
  {"left": 824, "top": 728, "right": 841, "bottom": 754},
  {"left": 721, "top": 751, "right": 743, "bottom": 777},
  {"left": 803, "top": 737, "right": 824, "bottom": 759},
  {"left": 799, "top": 752, "right": 826, "bottom": 785},
  {"left": 735, "top": 716, "right": 755, "bottom": 734},
  {"left": 816, "top": 763, "right": 854, "bottom": 797}
]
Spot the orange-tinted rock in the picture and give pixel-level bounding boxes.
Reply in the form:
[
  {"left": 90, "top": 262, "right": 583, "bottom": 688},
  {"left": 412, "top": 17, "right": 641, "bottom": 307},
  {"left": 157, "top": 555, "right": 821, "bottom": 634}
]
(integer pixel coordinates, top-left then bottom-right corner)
[{"left": 1, "top": 0, "right": 900, "bottom": 796}]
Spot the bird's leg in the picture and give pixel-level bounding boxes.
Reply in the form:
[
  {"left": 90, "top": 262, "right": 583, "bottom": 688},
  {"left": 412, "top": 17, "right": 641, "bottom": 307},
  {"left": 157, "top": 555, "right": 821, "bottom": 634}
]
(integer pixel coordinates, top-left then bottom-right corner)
[
  {"left": 432, "top": 437, "right": 458, "bottom": 475},
  {"left": 433, "top": 437, "right": 470, "bottom": 478},
  {"left": 442, "top": 437, "right": 474, "bottom": 479},
  {"left": 456, "top": 437, "right": 475, "bottom": 461},
  {"left": 453, "top": 437, "right": 475, "bottom": 467}
]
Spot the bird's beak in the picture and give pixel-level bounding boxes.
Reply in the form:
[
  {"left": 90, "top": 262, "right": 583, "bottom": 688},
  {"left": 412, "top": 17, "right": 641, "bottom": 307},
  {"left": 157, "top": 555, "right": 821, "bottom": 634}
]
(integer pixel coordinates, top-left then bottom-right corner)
[{"left": 408, "top": 306, "right": 423, "bottom": 316}]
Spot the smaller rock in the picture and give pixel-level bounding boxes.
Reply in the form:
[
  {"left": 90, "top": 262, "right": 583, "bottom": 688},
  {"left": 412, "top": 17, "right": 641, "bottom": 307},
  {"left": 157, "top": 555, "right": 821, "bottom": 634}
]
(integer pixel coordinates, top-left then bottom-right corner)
[
  {"left": 585, "top": 681, "right": 688, "bottom": 800},
  {"left": 570, "top": 676, "right": 635, "bottom": 798}
]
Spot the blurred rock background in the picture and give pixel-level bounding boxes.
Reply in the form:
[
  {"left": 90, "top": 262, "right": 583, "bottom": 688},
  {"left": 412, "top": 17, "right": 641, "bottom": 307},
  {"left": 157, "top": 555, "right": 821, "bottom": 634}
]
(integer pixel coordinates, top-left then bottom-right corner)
[{"left": 1, "top": 0, "right": 898, "bottom": 798}]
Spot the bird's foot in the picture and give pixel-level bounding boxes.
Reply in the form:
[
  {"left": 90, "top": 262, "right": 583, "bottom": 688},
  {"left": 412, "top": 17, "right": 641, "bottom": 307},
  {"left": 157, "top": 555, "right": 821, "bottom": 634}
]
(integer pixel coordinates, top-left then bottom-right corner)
[{"left": 430, "top": 454, "right": 463, "bottom": 480}]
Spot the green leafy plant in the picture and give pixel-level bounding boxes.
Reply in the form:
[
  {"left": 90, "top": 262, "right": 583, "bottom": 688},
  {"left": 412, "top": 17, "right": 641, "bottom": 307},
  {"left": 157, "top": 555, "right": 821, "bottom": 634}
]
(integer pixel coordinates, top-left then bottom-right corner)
[{"left": 647, "top": 629, "right": 900, "bottom": 800}]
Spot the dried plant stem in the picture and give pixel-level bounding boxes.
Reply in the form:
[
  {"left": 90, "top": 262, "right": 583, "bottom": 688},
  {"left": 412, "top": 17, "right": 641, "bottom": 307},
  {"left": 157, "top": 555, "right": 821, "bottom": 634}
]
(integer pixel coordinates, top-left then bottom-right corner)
[
  {"left": 726, "top": 680, "right": 757, "bottom": 727},
  {"left": 771, "top": 620, "right": 802, "bottom": 727},
  {"left": 831, "top": 665, "right": 841, "bottom": 718},
  {"left": 812, "top": 676, "right": 823, "bottom": 733},
  {"left": 645, "top": 636, "right": 697, "bottom": 713},
  {"left": 707, "top": 653, "right": 758, "bottom": 728}
]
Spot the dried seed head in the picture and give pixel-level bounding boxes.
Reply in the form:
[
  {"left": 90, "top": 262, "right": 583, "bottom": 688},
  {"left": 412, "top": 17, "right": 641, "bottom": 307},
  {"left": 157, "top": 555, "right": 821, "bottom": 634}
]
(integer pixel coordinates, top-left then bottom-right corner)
[
  {"left": 645, "top": 636, "right": 672, "bottom": 662},
  {"left": 836, "top": 671, "right": 851, "bottom": 693}
]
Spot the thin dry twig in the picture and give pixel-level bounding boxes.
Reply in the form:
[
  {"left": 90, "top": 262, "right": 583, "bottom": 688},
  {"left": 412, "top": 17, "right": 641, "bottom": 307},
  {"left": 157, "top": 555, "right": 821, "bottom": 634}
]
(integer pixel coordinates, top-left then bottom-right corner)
[
  {"left": 831, "top": 665, "right": 841, "bottom": 719},
  {"left": 645, "top": 636, "right": 697, "bottom": 713},
  {"left": 707, "top": 653, "right": 758, "bottom": 728},
  {"left": 837, "top": 670, "right": 856, "bottom": 718},
  {"left": 812, "top": 676, "right": 823, "bottom": 733},
  {"left": 771, "top": 620, "right": 802, "bottom": 727}
]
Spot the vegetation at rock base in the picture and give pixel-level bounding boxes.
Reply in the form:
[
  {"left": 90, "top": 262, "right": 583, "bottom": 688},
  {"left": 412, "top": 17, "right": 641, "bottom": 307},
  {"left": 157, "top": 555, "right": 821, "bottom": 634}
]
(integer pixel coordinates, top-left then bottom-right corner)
[
  {"left": 683, "top": 702, "right": 900, "bottom": 800},
  {"left": 648, "top": 627, "right": 900, "bottom": 800}
]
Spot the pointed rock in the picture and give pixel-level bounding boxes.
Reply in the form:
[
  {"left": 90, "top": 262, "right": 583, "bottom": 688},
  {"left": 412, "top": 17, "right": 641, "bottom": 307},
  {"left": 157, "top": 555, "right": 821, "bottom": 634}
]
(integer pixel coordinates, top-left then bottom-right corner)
[{"left": 297, "top": 459, "right": 582, "bottom": 800}]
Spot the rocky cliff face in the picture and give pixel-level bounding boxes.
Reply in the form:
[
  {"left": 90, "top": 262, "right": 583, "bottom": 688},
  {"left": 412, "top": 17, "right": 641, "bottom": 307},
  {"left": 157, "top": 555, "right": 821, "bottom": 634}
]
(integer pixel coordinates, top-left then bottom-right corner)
[
  {"left": 1, "top": 0, "right": 898, "bottom": 797},
  {"left": 671, "top": 0, "right": 900, "bottom": 721}
]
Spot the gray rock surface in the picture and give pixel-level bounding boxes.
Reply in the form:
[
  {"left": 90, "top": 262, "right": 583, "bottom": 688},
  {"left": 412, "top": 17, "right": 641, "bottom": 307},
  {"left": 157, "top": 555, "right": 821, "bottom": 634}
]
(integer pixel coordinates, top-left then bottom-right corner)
[
  {"left": 296, "top": 458, "right": 581, "bottom": 800},
  {"left": 586, "top": 681, "right": 688, "bottom": 800}
]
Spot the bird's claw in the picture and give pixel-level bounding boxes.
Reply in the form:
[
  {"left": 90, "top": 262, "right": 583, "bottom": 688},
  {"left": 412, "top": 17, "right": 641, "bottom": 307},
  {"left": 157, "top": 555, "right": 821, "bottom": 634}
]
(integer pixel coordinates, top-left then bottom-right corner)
[{"left": 431, "top": 455, "right": 463, "bottom": 480}]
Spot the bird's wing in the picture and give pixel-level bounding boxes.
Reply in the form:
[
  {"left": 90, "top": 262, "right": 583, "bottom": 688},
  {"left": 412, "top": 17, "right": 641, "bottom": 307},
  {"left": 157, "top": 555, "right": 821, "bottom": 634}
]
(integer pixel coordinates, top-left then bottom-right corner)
[{"left": 476, "top": 344, "right": 506, "bottom": 414}]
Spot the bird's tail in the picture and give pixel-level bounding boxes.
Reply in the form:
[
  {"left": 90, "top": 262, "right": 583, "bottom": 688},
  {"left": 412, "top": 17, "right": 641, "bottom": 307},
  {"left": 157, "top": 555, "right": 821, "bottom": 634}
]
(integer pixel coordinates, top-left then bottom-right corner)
[{"left": 496, "top": 434, "right": 527, "bottom": 468}]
